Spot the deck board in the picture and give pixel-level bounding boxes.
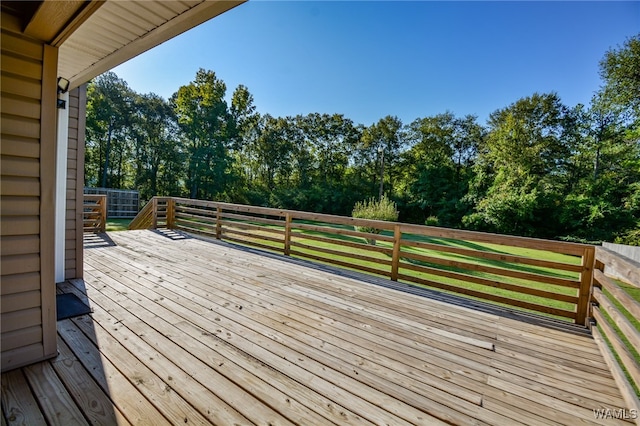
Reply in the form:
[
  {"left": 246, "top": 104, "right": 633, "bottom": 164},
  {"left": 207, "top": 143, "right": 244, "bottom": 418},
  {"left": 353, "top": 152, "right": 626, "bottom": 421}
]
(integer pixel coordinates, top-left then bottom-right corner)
[{"left": 1, "top": 229, "right": 634, "bottom": 425}]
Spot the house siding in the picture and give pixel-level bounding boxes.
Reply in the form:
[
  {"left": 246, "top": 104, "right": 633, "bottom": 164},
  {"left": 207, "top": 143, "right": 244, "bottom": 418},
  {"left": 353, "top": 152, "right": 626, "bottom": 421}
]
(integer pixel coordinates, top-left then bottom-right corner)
[
  {"left": 65, "top": 85, "right": 86, "bottom": 280},
  {"left": 1, "top": 14, "right": 58, "bottom": 371}
]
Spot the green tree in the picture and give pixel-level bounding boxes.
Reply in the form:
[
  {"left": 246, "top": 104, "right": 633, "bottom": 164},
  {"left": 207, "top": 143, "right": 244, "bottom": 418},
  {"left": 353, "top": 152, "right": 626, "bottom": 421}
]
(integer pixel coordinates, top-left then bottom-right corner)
[
  {"left": 85, "top": 72, "right": 135, "bottom": 188},
  {"left": 463, "top": 93, "right": 574, "bottom": 237},
  {"left": 358, "top": 116, "right": 405, "bottom": 198},
  {"left": 172, "top": 69, "right": 235, "bottom": 200},
  {"left": 131, "top": 93, "right": 184, "bottom": 201},
  {"left": 401, "top": 112, "right": 483, "bottom": 225},
  {"left": 561, "top": 35, "right": 640, "bottom": 243}
]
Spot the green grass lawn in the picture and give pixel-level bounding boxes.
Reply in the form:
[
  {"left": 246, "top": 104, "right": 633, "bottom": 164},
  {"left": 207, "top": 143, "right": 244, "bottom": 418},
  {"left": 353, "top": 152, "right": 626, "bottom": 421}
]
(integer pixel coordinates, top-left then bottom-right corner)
[{"left": 106, "top": 218, "right": 132, "bottom": 231}]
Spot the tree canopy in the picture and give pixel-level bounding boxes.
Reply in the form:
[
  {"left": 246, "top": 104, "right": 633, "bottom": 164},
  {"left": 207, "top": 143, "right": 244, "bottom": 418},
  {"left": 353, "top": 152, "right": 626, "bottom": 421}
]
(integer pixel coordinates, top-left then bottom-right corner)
[{"left": 85, "top": 34, "right": 640, "bottom": 244}]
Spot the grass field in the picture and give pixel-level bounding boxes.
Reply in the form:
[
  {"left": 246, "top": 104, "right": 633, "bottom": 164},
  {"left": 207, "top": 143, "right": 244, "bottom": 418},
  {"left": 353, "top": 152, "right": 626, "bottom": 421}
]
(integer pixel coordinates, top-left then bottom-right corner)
[{"left": 106, "top": 218, "right": 132, "bottom": 231}]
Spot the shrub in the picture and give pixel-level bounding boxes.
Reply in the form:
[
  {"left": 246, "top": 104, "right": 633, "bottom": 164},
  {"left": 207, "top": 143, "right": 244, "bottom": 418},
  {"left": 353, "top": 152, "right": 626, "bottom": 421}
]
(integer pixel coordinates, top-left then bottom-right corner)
[
  {"left": 425, "top": 216, "right": 439, "bottom": 226},
  {"left": 352, "top": 196, "right": 399, "bottom": 244}
]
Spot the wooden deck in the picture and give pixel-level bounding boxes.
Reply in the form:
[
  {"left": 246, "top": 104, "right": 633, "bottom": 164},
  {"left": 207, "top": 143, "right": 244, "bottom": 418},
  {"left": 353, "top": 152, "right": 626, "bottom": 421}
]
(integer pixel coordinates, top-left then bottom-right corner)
[{"left": 1, "top": 229, "right": 633, "bottom": 425}]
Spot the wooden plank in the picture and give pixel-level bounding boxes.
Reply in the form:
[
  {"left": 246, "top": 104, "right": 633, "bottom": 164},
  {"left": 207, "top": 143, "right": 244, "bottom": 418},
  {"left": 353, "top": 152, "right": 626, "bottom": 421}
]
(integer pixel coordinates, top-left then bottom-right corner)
[
  {"left": 400, "top": 237, "right": 583, "bottom": 273},
  {"left": 284, "top": 213, "right": 292, "bottom": 255},
  {"left": 53, "top": 337, "right": 132, "bottom": 426},
  {"left": 290, "top": 240, "right": 392, "bottom": 267},
  {"left": 66, "top": 316, "right": 222, "bottom": 426},
  {"left": 1, "top": 369, "right": 47, "bottom": 426},
  {"left": 81, "top": 257, "right": 442, "bottom": 426},
  {"left": 597, "top": 247, "right": 640, "bottom": 288},
  {"left": 57, "top": 319, "right": 173, "bottom": 425},
  {"left": 91, "top": 236, "right": 614, "bottom": 425},
  {"left": 291, "top": 250, "right": 392, "bottom": 278},
  {"left": 292, "top": 222, "right": 395, "bottom": 243},
  {"left": 220, "top": 211, "right": 285, "bottom": 226},
  {"left": 397, "top": 272, "right": 577, "bottom": 319},
  {"left": 399, "top": 259, "right": 578, "bottom": 303},
  {"left": 593, "top": 287, "right": 640, "bottom": 355},
  {"left": 83, "top": 230, "right": 631, "bottom": 423},
  {"left": 138, "top": 235, "right": 608, "bottom": 384},
  {"left": 391, "top": 225, "right": 401, "bottom": 281},
  {"left": 399, "top": 223, "right": 588, "bottom": 256},
  {"left": 23, "top": 362, "right": 87, "bottom": 426},
  {"left": 291, "top": 231, "right": 393, "bottom": 254},
  {"left": 1, "top": 253, "right": 40, "bottom": 276},
  {"left": 220, "top": 219, "right": 285, "bottom": 236},
  {"left": 400, "top": 249, "right": 580, "bottom": 289},
  {"left": 593, "top": 307, "right": 640, "bottom": 392},
  {"left": 596, "top": 269, "right": 640, "bottom": 322},
  {"left": 63, "top": 282, "right": 341, "bottom": 426},
  {"left": 592, "top": 326, "right": 640, "bottom": 426},
  {"left": 223, "top": 235, "right": 283, "bottom": 253},
  {"left": 577, "top": 246, "right": 596, "bottom": 325}
]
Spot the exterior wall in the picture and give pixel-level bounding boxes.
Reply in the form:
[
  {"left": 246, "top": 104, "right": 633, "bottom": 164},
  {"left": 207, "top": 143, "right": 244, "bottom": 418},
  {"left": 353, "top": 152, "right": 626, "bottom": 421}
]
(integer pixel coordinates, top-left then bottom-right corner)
[
  {"left": 65, "top": 86, "right": 86, "bottom": 280},
  {"left": 1, "top": 13, "right": 59, "bottom": 371}
]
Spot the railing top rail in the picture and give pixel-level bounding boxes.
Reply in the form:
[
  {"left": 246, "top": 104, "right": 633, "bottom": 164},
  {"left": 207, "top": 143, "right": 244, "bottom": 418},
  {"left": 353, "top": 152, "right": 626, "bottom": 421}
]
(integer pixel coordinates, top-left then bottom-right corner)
[
  {"left": 84, "top": 194, "right": 106, "bottom": 201},
  {"left": 172, "top": 197, "right": 592, "bottom": 256}
]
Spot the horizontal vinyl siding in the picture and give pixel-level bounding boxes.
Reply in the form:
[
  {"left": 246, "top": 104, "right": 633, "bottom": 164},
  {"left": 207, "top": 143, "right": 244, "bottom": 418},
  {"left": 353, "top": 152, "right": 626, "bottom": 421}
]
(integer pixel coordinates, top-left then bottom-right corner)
[
  {"left": 65, "top": 86, "right": 84, "bottom": 280},
  {"left": 1, "top": 24, "right": 45, "bottom": 371}
]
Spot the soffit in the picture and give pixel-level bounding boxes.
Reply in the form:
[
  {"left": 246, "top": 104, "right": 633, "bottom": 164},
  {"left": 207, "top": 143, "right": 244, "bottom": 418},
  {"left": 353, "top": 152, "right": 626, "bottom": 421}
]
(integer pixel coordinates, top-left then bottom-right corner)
[{"left": 58, "top": 0, "right": 245, "bottom": 90}]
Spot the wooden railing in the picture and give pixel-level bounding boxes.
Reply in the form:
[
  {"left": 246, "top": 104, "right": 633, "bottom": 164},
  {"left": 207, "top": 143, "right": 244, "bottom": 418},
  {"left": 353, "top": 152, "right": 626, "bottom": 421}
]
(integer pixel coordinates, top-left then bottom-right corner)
[
  {"left": 130, "top": 197, "right": 598, "bottom": 325},
  {"left": 83, "top": 194, "right": 107, "bottom": 233},
  {"left": 591, "top": 247, "right": 640, "bottom": 415},
  {"left": 129, "top": 197, "right": 171, "bottom": 230}
]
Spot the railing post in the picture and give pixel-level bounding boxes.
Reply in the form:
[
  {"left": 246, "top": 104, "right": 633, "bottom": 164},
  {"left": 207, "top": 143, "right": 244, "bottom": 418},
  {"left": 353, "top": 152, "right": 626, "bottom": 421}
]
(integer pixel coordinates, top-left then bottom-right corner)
[
  {"left": 152, "top": 197, "right": 158, "bottom": 229},
  {"left": 99, "top": 195, "right": 107, "bottom": 233},
  {"left": 167, "top": 198, "right": 175, "bottom": 229},
  {"left": 284, "top": 213, "right": 292, "bottom": 256},
  {"left": 391, "top": 224, "right": 401, "bottom": 281},
  {"left": 576, "top": 246, "right": 596, "bottom": 326},
  {"left": 216, "top": 207, "right": 222, "bottom": 239}
]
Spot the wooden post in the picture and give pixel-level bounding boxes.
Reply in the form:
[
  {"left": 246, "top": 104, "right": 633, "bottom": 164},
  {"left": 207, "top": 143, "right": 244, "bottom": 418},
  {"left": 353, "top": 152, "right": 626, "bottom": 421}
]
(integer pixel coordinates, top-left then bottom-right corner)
[
  {"left": 284, "top": 213, "right": 292, "bottom": 256},
  {"left": 216, "top": 207, "right": 222, "bottom": 239},
  {"left": 99, "top": 195, "right": 107, "bottom": 233},
  {"left": 167, "top": 198, "right": 175, "bottom": 229},
  {"left": 391, "top": 224, "right": 401, "bottom": 281},
  {"left": 152, "top": 197, "right": 158, "bottom": 229},
  {"left": 576, "top": 246, "right": 596, "bottom": 326}
]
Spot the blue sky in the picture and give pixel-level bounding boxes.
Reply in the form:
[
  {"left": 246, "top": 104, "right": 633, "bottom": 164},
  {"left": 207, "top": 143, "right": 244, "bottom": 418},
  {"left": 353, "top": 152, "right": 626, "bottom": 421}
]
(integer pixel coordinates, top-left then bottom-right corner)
[{"left": 112, "top": 1, "right": 639, "bottom": 127}]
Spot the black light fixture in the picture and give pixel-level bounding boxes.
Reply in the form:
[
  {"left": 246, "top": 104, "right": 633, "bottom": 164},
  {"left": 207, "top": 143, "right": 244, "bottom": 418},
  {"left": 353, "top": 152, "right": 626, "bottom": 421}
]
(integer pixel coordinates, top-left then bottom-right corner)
[{"left": 57, "top": 77, "right": 70, "bottom": 109}]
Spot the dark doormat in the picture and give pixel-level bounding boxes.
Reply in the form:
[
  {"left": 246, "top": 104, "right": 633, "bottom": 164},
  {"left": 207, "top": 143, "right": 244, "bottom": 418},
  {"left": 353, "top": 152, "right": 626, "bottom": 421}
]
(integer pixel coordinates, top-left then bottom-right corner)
[{"left": 56, "top": 293, "right": 91, "bottom": 321}]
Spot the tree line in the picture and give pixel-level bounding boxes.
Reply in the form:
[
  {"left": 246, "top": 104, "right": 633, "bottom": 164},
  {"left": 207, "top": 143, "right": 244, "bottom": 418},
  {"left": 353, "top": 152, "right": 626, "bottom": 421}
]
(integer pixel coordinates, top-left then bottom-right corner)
[{"left": 85, "top": 35, "right": 640, "bottom": 244}]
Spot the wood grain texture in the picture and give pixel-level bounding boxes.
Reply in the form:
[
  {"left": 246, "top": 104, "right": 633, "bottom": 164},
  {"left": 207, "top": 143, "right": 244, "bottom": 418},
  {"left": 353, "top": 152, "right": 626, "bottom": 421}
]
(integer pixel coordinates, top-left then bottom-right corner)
[{"left": 3, "top": 230, "right": 629, "bottom": 425}]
